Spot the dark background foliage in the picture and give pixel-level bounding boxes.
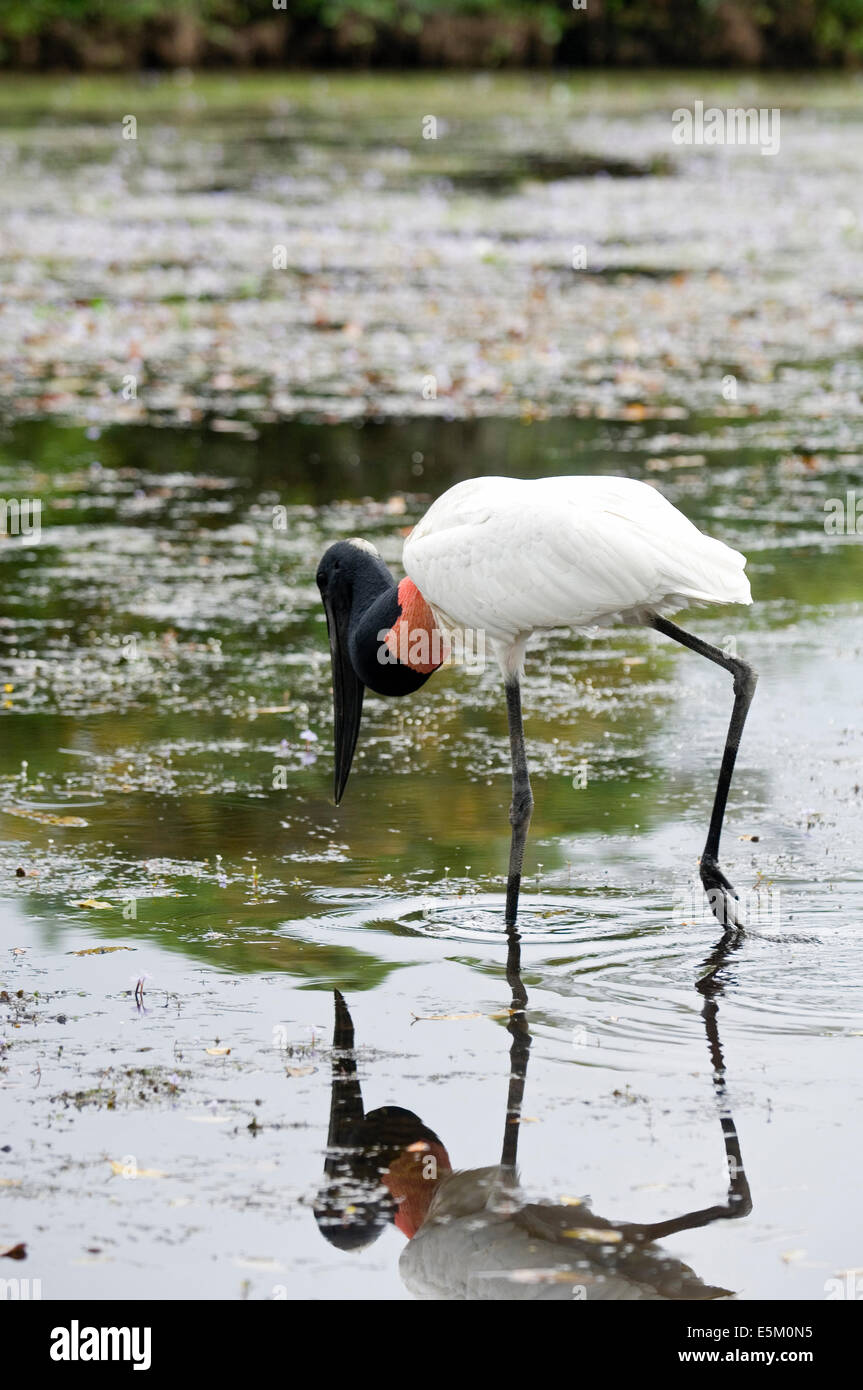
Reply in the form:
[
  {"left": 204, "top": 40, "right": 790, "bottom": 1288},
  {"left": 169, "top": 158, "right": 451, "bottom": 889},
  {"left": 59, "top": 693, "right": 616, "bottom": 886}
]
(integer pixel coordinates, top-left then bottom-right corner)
[{"left": 1, "top": 0, "right": 862, "bottom": 70}]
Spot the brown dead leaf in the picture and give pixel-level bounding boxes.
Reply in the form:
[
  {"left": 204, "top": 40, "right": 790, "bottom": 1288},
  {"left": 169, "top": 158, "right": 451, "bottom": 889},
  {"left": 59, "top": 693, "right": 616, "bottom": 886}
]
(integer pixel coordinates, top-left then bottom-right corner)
[
  {"left": 69, "top": 946, "right": 134, "bottom": 956},
  {"left": 1, "top": 1243, "right": 27, "bottom": 1260},
  {"left": 206, "top": 1046, "right": 231, "bottom": 1056},
  {"left": 3, "top": 806, "right": 88, "bottom": 827}
]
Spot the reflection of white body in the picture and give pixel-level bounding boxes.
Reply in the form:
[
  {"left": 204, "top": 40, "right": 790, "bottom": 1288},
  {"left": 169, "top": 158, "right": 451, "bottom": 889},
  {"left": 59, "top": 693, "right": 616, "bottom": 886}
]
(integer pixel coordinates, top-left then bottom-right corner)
[
  {"left": 400, "top": 1168, "right": 731, "bottom": 1302},
  {"left": 404, "top": 476, "right": 751, "bottom": 675}
]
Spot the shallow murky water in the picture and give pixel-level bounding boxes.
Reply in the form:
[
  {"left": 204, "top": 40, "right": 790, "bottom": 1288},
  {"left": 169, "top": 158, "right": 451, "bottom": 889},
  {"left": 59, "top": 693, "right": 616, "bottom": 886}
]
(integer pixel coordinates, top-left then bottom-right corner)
[{"left": 2, "top": 75, "right": 863, "bottom": 1301}]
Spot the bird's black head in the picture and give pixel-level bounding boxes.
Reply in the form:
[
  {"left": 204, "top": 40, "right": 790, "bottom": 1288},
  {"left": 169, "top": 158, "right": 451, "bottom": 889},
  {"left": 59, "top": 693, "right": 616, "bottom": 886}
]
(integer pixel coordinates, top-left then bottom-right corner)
[{"left": 316, "top": 539, "right": 441, "bottom": 803}]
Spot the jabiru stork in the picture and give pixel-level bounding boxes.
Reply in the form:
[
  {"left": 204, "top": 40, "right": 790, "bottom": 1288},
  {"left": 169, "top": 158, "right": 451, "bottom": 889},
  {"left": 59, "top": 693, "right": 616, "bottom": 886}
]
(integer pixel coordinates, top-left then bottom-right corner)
[{"left": 316, "top": 475, "right": 756, "bottom": 930}]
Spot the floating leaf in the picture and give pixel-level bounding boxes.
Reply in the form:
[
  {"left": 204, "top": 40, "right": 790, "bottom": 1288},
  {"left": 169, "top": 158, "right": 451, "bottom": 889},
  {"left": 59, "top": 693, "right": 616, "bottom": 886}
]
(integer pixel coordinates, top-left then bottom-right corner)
[
  {"left": 74, "top": 899, "right": 114, "bottom": 910},
  {"left": 412, "top": 1009, "right": 513, "bottom": 1023},
  {"left": 285, "top": 1065, "right": 315, "bottom": 1077},
  {"left": 108, "top": 1161, "right": 166, "bottom": 1179},
  {"left": 0, "top": 1178, "right": 22, "bottom": 1189},
  {"left": 0, "top": 1243, "right": 27, "bottom": 1260},
  {"left": 3, "top": 806, "right": 88, "bottom": 827},
  {"left": 206, "top": 1046, "right": 231, "bottom": 1056},
  {"left": 413, "top": 1011, "right": 483, "bottom": 1022},
  {"left": 70, "top": 945, "right": 134, "bottom": 957}
]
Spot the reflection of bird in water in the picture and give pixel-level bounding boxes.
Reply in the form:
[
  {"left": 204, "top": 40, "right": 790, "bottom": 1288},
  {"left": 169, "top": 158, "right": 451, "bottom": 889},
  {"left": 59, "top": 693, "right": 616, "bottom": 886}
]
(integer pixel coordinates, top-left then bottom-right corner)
[
  {"left": 314, "top": 930, "right": 751, "bottom": 1300},
  {"left": 316, "top": 476, "right": 756, "bottom": 930}
]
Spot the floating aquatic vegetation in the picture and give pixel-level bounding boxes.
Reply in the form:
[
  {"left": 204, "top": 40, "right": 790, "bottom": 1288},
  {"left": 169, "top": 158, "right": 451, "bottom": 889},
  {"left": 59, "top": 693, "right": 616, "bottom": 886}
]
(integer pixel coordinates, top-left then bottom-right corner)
[{"left": 1, "top": 76, "right": 862, "bottom": 438}]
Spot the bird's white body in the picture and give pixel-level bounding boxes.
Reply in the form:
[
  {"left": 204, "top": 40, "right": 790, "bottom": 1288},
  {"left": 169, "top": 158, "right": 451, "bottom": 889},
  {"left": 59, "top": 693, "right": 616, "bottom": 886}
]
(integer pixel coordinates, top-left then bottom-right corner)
[{"left": 403, "top": 475, "right": 751, "bottom": 676}]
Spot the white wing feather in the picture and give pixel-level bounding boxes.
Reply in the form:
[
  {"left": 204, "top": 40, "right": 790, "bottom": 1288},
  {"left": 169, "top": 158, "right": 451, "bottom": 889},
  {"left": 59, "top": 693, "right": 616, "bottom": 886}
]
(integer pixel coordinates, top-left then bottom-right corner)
[{"left": 403, "top": 476, "right": 750, "bottom": 651}]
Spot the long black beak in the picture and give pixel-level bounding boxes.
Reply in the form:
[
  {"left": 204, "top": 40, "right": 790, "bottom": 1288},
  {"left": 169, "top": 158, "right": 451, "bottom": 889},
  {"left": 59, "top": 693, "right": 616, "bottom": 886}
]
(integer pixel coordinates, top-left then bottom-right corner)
[
  {"left": 322, "top": 989, "right": 365, "bottom": 1167},
  {"left": 323, "top": 592, "right": 364, "bottom": 804}
]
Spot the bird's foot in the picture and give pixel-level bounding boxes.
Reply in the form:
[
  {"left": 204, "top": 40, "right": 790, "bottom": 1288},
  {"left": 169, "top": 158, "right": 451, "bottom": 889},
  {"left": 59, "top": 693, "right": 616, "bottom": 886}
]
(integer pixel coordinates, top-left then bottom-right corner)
[{"left": 700, "top": 854, "right": 742, "bottom": 933}]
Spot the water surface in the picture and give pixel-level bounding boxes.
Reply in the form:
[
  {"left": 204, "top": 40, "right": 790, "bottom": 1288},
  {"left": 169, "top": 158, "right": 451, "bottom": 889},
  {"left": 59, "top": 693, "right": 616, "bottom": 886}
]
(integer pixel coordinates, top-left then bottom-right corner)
[{"left": 1, "top": 73, "right": 863, "bottom": 1301}]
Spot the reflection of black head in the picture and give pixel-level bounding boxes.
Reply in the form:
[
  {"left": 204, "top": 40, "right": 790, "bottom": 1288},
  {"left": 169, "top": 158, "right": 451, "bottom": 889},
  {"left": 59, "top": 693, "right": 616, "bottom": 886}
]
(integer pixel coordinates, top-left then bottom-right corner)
[
  {"left": 314, "top": 1106, "right": 446, "bottom": 1252},
  {"left": 313, "top": 992, "right": 447, "bottom": 1251},
  {"left": 314, "top": 1182, "right": 395, "bottom": 1253}
]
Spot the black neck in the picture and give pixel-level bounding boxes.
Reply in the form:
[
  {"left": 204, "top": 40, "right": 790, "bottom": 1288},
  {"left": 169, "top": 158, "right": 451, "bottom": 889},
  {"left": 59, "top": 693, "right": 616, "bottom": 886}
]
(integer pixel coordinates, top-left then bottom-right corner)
[{"left": 350, "top": 582, "right": 433, "bottom": 696}]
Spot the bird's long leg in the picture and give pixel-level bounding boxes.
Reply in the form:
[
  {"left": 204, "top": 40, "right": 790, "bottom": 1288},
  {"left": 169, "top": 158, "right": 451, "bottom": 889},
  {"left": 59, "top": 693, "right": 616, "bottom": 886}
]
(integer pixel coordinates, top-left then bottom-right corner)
[
  {"left": 504, "top": 679, "right": 534, "bottom": 929},
  {"left": 652, "top": 615, "right": 757, "bottom": 930}
]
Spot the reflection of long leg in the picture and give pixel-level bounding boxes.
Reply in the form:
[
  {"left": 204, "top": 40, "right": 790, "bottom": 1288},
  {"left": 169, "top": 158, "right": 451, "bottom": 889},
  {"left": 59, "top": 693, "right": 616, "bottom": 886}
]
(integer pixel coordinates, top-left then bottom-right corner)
[
  {"left": 622, "top": 929, "right": 751, "bottom": 1243},
  {"left": 504, "top": 680, "right": 534, "bottom": 929},
  {"left": 652, "top": 616, "right": 757, "bottom": 931},
  {"left": 497, "top": 927, "right": 532, "bottom": 1191},
  {"left": 697, "top": 929, "right": 752, "bottom": 1216}
]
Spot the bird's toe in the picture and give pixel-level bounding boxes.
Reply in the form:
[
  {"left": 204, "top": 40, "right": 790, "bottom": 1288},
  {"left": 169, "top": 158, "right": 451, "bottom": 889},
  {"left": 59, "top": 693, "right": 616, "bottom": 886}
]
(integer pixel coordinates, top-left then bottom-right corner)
[{"left": 700, "top": 855, "right": 742, "bottom": 929}]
